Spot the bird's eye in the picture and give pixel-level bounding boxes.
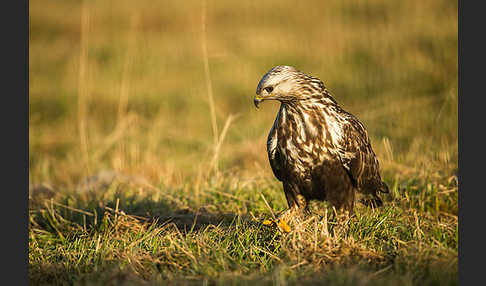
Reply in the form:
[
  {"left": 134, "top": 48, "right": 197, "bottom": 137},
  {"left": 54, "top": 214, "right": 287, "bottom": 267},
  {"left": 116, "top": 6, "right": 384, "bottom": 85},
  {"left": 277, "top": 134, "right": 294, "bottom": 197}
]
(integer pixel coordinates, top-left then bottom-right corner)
[{"left": 264, "top": 86, "right": 274, "bottom": 93}]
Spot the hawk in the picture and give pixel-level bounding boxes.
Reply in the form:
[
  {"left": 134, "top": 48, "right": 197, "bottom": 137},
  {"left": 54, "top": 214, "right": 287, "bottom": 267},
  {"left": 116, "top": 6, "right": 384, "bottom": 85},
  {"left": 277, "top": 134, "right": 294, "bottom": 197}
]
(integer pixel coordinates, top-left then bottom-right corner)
[{"left": 254, "top": 66, "right": 389, "bottom": 226}]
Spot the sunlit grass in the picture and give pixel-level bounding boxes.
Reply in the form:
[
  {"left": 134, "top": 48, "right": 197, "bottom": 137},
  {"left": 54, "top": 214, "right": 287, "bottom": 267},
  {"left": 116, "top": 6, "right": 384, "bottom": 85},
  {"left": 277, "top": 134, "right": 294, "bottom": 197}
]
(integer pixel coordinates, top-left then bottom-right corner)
[{"left": 29, "top": 0, "right": 457, "bottom": 284}]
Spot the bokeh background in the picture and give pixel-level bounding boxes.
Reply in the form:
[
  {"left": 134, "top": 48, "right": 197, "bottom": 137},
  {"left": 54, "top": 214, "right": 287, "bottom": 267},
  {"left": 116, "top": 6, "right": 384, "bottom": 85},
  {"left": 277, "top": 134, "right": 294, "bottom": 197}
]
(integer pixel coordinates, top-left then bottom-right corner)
[
  {"left": 29, "top": 1, "right": 458, "bottom": 284},
  {"left": 29, "top": 0, "right": 457, "bottom": 195}
]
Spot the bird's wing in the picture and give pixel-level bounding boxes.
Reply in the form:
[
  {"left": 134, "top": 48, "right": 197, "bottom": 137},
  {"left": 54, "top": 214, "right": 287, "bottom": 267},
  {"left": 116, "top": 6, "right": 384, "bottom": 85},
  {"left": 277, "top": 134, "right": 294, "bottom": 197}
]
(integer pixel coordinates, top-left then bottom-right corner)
[
  {"left": 332, "top": 113, "right": 374, "bottom": 189},
  {"left": 336, "top": 113, "right": 389, "bottom": 194},
  {"left": 267, "top": 122, "right": 283, "bottom": 182}
]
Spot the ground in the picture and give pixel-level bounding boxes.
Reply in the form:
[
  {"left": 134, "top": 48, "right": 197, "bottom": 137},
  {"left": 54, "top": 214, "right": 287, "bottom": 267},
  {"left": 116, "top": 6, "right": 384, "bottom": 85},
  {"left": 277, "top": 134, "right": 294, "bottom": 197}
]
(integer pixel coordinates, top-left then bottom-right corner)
[{"left": 29, "top": 0, "right": 457, "bottom": 285}]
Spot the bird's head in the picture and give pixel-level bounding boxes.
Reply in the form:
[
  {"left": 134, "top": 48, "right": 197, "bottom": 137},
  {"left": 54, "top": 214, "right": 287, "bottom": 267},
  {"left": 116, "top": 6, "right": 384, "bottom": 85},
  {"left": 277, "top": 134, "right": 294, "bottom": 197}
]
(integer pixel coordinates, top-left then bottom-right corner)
[{"left": 254, "top": 65, "right": 326, "bottom": 108}]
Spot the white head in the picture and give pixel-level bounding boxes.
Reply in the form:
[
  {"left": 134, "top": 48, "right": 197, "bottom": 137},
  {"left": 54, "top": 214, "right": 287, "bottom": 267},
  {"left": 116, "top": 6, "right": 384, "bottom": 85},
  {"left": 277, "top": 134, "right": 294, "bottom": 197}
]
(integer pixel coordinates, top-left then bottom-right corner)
[{"left": 254, "top": 65, "right": 328, "bottom": 108}]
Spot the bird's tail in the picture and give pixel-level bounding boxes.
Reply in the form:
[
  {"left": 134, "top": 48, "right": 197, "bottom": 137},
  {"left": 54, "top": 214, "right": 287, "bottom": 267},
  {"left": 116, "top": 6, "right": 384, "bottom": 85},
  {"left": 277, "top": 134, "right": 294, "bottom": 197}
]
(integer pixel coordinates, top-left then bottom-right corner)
[{"left": 358, "top": 181, "right": 388, "bottom": 208}]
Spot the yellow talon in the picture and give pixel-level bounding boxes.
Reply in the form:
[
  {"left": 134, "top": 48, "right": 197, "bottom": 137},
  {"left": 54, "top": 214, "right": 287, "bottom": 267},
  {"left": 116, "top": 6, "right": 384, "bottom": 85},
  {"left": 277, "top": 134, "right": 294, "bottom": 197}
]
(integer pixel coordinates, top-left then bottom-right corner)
[
  {"left": 277, "top": 219, "right": 291, "bottom": 233},
  {"left": 263, "top": 219, "right": 274, "bottom": 226},
  {"left": 262, "top": 219, "right": 291, "bottom": 233}
]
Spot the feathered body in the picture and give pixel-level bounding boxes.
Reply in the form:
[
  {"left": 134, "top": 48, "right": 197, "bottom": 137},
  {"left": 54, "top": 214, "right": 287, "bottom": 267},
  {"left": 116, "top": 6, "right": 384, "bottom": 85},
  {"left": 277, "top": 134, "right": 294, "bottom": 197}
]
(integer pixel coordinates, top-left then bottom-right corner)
[{"left": 254, "top": 66, "right": 388, "bottom": 214}]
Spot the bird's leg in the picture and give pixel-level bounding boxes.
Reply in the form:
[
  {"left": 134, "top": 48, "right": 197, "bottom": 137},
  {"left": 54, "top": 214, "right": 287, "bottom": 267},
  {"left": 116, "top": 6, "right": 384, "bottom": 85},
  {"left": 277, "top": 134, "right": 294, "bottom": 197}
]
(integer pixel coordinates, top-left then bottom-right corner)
[
  {"left": 281, "top": 191, "right": 308, "bottom": 219},
  {"left": 328, "top": 186, "right": 355, "bottom": 220},
  {"left": 263, "top": 183, "right": 307, "bottom": 233},
  {"left": 328, "top": 191, "right": 355, "bottom": 238}
]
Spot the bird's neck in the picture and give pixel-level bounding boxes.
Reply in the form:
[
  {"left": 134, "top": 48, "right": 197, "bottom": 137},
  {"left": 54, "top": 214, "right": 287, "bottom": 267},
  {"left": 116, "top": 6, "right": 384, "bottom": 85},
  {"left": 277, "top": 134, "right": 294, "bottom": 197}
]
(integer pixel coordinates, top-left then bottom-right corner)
[{"left": 280, "top": 96, "right": 337, "bottom": 114}]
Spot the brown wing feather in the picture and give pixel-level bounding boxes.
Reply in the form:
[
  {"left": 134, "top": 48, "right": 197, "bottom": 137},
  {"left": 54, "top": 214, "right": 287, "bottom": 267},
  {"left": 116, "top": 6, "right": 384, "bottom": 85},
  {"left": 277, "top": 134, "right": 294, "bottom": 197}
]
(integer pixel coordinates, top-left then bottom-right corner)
[{"left": 334, "top": 110, "right": 388, "bottom": 195}]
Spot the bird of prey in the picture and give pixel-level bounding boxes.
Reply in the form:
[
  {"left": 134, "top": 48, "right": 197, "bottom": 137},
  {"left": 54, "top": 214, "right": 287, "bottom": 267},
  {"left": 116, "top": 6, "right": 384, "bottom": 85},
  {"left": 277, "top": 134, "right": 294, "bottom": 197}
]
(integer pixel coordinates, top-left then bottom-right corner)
[{"left": 254, "top": 65, "right": 389, "bottom": 229}]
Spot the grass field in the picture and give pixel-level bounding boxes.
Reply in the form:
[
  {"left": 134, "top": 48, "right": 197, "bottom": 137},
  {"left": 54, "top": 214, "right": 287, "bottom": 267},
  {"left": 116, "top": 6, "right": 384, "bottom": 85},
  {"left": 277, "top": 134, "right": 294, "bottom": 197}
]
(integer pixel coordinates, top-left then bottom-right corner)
[{"left": 29, "top": 0, "right": 458, "bottom": 285}]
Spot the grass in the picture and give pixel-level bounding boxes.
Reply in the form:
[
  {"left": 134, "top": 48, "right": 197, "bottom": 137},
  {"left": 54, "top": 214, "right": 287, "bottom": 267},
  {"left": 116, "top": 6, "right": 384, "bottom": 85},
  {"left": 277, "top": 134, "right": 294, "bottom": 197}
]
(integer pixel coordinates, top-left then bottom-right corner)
[
  {"left": 29, "top": 175, "right": 458, "bottom": 285},
  {"left": 29, "top": 0, "right": 457, "bottom": 285}
]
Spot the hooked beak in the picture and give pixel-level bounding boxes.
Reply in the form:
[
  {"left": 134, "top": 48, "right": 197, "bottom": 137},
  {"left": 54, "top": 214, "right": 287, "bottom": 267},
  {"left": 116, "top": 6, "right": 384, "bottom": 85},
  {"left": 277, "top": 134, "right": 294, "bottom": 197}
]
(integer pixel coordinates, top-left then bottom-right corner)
[
  {"left": 254, "top": 93, "right": 278, "bottom": 109},
  {"left": 254, "top": 96, "right": 263, "bottom": 108}
]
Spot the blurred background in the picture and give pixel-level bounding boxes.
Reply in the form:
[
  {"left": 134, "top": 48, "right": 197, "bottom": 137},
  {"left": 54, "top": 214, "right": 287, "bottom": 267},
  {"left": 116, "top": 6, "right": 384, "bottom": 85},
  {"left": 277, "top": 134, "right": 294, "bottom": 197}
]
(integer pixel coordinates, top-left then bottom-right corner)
[{"left": 29, "top": 0, "right": 457, "bottom": 189}]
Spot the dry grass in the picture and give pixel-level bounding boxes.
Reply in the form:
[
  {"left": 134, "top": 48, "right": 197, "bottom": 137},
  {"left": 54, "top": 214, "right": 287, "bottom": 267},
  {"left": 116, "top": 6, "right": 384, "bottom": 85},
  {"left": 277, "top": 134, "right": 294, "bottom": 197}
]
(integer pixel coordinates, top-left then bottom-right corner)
[{"left": 29, "top": 0, "right": 457, "bottom": 285}]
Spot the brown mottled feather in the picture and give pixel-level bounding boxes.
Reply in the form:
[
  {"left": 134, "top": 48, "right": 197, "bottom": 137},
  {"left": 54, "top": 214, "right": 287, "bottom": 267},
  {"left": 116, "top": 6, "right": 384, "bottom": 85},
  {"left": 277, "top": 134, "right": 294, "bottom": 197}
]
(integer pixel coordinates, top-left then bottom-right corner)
[{"left": 256, "top": 66, "right": 388, "bottom": 213}]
